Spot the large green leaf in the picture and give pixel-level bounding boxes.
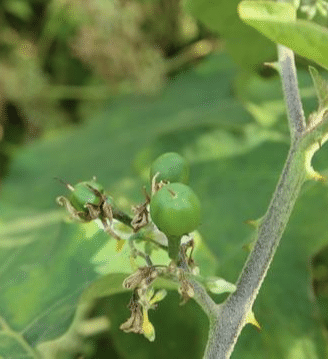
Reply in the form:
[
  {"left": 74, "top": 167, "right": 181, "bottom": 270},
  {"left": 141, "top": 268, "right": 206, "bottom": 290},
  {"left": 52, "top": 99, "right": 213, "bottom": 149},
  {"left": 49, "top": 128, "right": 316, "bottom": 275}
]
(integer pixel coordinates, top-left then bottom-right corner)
[
  {"left": 102, "top": 292, "right": 209, "bottom": 359},
  {"left": 0, "top": 53, "right": 251, "bottom": 216},
  {"left": 234, "top": 68, "right": 317, "bottom": 129},
  {"left": 0, "top": 54, "right": 243, "bottom": 356},
  {"left": 309, "top": 66, "right": 328, "bottom": 111},
  {"left": 1, "top": 50, "right": 328, "bottom": 358},
  {"left": 0, "top": 215, "right": 110, "bottom": 345},
  {"left": 91, "top": 141, "right": 328, "bottom": 359},
  {"left": 185, "top": 0, "right": 276, "bottom": 69},
  {"left": 239, "top": 1, "right": 328, "bottom": 71}
]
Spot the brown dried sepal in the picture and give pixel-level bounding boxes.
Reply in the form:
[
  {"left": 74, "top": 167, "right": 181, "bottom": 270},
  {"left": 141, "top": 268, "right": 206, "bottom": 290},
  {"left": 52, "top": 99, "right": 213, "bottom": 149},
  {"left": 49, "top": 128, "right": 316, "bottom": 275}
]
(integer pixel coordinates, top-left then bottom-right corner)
[
  {"left": 131, "top": 187, "right": 151, "bottom": 232},
  {"left": 120, "top": 293, "right": 144, "bottom": 334},
  {"left": 123, "top": 266, "right": 158, "bottom": 290},
  {"left": 178, "top": 269, "right": 195, "bottom": 305}
]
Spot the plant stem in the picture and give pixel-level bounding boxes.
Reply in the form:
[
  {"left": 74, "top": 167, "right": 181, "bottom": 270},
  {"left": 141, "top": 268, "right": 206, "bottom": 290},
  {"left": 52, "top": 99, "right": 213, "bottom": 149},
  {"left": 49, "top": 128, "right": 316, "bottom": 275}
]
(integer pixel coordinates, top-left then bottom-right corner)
[
  {"left": 167, "top": 235, "right": 182, "bottom": 261},
  {"left": 188, "top": 275, "right": 219, "bottom": 319},
  {"left": 112, "top": 208, "right": 133, "bottom": 228},
  {"left": 204, "top": 139, "right": 307, "bottom": 358},
  {"left": 278, "top": 45, "right": 306, "bottom": 136},
  {"left": 201, "top": 44, "right": 310, "bottom": 358},
  {"left": 177, "top": 244, "right": 219, "bottom": 318}
]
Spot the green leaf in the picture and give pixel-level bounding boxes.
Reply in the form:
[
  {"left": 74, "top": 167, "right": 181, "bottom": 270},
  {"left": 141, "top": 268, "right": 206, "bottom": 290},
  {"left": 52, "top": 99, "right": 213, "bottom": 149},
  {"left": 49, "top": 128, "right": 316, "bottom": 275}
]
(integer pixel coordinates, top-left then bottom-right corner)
[
  {"left": 309, "top": 66, "right": 328, "bottom": 111},
  {"left": 102, "top": 292, "right": 209, "bottom": 359},
  {"left": 0, "top": 331, "right": 35, "bottom": 358},
  {"left": 235, "top": 68, "right": 317, "bottom": 128},
  {"left": 239, "top": 1, "right": 297, "bottom": 21},
  {"left": 0, "top": 57, "right": 236, "bottom": 354},
  {"left": 0, "top": 215, "right": 108, "bottom": 346},
  {"left": 36, "top": 301, "right": 107, "bottom": 359},
  {"left": 84, "top": 230, "right": 218, "bottom": 303},
  {"left": 185, "top": 0, "right": 276, "bottom": 69},
  {"left": 235, "top": 72, "right": 286, "bottom": 127},
  {"left": 238, "top": 1, "right": 328, "bottom": 71},
  {"left": 0, "top": 53, "right": 252, "bottom": 215},
  {"left": 1, "top": 50, "right": 327, "bottom": 358},
  {"left": 79, "top": 273, "right": 130, "bottom": 304},
  {"left": 312, "top": 245, "right": 328, "bottom": 331}
]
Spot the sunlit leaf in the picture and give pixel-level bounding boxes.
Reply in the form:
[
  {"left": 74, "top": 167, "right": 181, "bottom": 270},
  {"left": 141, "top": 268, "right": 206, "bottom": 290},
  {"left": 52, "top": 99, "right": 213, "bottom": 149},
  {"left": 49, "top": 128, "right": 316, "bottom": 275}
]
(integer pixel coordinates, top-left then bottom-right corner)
[
  {"left": 309, "top": 66, "right": 328, "bottom": 110},
  {"left": 239, "top": 1, "right": 328, "bottom": 71},
  {"left": 185, "top": 0, "right": 276, "bottom": 69}
]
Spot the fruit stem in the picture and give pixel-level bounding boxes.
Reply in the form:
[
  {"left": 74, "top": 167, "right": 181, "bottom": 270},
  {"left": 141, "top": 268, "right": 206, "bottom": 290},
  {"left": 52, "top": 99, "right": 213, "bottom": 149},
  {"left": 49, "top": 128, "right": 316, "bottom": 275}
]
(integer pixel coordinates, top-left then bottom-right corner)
[{"left": 167, "top": 235, "right": 182, "bottom": 261}]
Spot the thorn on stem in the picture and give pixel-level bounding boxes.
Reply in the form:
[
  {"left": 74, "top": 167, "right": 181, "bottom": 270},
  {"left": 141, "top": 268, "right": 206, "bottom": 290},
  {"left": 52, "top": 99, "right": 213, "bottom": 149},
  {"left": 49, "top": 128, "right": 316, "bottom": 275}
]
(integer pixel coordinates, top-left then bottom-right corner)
[
  {"left": 263, "top": 61, "right": 280, "bottom": 72},
  {"left": 244, "top": 219, "right": 260, "bottom": 228}
]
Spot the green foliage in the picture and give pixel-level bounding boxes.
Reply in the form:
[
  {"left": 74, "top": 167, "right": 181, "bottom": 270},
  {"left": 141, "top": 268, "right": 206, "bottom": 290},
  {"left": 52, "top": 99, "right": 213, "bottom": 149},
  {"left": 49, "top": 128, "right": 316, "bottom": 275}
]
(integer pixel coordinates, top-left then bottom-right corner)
[
  {"left": 185, "top": 0, "right": 276, "bottom": 69},
  {"left": 309, "top": 66, "right": 328, "bottom": 110},
  {"left": 0, "top": 216, "right": 109, "bottom": 344},
  {"left": 239, "top": 1, "right": 328, "bottom": 71},
  {"left": 0, "top": 53, "right": 251, "bottom": 214},
  {"left": 2, "top": 1, "right": 328, "bottom": 357},
  {"left": 102, "top": 292, "right": 208, "bottom": 359},
  {"left": 0, "top": 55, "right": 240, "bottom": 358},
  {"left": 3, "top": 0, "right": 33, "bottom": 21},
  {"left": 193, "top": 142, "right": 328, "bottom": 358},
  {"left": 1, "top": 48, "right": 328, "bottom": 358},
  {"left": 235, "top": 68, "right": 317, "bottom": 129}
]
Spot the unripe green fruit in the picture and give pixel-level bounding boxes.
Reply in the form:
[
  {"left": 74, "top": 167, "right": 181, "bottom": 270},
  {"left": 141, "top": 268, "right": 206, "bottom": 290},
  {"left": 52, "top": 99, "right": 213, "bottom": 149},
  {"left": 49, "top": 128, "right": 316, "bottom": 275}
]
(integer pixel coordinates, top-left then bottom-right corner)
[
  {"left": 150, "top": 152, "right": 189, "bottom": 184},
  {"left": 150, "top": 182, "right": 201, "bottom": 237},
  {"left": 69, "top": 180, "right": 104, "bottom": 213}
]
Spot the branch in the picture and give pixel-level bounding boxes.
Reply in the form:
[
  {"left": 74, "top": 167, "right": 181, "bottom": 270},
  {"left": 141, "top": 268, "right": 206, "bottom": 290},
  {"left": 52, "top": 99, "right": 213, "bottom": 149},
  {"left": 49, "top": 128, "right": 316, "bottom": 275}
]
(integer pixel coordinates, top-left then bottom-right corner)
[
  {"left": 201, "top": 45, "right": 312, "bottom": 358},
  {"left": 278, "top": 45, "right": 306, "bottom": 136},
  {"left": 203, "top": 139, "right": 307, "bottom": 358},
  {"left": 188, "top": 275, "right": 219, "bottom": 319}
]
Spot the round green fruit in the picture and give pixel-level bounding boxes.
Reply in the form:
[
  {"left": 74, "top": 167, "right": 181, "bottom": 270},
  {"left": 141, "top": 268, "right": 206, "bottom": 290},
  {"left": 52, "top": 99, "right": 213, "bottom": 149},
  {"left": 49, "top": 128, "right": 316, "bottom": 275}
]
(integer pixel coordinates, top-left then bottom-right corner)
[
  {"left": 150, "top": 182, "right": 201, "bottom": 237},
  {"left": 150, "top": 152, "right": 189, "bottom": 184},
  {"left": 69, "top": 180, "right": 104, "bottom": 213}
]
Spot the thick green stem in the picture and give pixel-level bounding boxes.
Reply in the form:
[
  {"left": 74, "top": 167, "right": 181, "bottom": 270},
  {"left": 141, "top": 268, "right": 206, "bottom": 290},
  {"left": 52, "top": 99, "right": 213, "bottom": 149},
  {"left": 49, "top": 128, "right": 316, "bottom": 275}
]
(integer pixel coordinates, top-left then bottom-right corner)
[
  {"left": 199, "top": 41, "right": 313, "bottom": 358},
  {"left": 167, "top": 235, "right": 182, "bottom": 261},
  {"left": 203, "top": 138, "right": 307, "bottom": 358},
  {"left": 278, "top": 45, "right": 306, "bottom": 135}
]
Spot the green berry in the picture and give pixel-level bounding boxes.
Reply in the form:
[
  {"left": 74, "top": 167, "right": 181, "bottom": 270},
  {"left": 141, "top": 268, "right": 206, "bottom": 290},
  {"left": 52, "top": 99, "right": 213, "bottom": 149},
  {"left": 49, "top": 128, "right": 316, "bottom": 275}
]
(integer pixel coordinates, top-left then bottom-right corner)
[
  {"left": 69, "top": 180, "right": 104, "bottom": 213},
  {"left": 150, "top": 152, "right": 189, "bottom": 184},
  {"left": 149, "top": 182, "right": 201, "bottom": 237}
]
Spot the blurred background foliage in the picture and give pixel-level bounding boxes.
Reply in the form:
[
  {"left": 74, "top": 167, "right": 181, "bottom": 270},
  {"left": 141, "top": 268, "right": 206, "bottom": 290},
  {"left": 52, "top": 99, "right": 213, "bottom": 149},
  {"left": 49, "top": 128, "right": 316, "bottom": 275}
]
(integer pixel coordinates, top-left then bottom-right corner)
[{"left": 2, "top": 0, "right": 328, "bottom": 358}]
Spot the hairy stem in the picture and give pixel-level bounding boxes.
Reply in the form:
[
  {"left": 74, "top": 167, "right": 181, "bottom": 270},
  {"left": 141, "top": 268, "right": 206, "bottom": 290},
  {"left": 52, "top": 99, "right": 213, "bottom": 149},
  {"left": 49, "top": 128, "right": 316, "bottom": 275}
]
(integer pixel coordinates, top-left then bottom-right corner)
[
  {"left": 278, "top": 45, "right": 306, "bottom": 136},
  {"left": 188, "top": 276, "right": 219, "bottom": 319},
  {"left": 201, "top": 44, "right": 309, "bottom": 358},
  {"left": 204, "top": 139, "right": 307, "bottom": 358}
]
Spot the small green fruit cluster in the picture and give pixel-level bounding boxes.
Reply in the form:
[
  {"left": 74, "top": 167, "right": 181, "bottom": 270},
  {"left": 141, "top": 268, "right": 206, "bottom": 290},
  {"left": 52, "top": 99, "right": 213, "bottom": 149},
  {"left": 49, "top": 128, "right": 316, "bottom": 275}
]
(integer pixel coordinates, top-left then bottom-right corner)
[{"left": 149, "top": 152, "right": 201, "bottom": 260}]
